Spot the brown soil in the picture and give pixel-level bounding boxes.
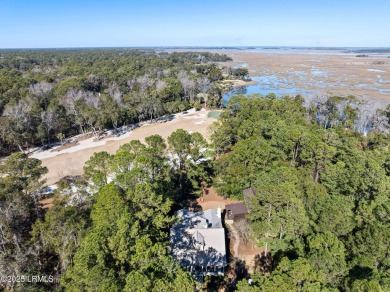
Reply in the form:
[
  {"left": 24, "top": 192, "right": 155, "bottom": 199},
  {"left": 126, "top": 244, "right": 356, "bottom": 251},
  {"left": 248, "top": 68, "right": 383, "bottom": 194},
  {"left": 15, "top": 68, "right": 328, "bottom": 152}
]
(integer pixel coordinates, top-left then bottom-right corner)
[
  {"left": 197, "top": 186, "right": 238, "bottom": 211},
  {"left": 39, "top": 198, "right": 54, "bottom": 209},
  {"left": 52, "top": 141, "right": 80, "bottom": 152},
  {"left": 236, "top": 240, "right": 264, "bottom": 275},
  {"left": 227, "top": 221, "right": 264, "bottom": 275}
]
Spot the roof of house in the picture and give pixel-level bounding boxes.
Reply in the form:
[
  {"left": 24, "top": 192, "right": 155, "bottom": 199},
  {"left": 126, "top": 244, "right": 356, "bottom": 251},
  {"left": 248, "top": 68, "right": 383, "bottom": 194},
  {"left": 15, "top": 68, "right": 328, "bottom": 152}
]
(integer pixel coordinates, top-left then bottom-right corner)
[
  {"left": 170, "top": 208, "right": 226, "bottom": 267},
  {"left": 171, "top": 227, "right": 226, "bottom": 267},
  {"left": 175, "top": 208, "right": 223, "bottom": 229},
  {"left": 242, "top": 187, "right": 256, "bottom": 203},
  {"left": 225, "top": 202, "right": 248, "bottom": 216},
  {"left": 194, "top": 230, "right": 205, "bottom": 246}
]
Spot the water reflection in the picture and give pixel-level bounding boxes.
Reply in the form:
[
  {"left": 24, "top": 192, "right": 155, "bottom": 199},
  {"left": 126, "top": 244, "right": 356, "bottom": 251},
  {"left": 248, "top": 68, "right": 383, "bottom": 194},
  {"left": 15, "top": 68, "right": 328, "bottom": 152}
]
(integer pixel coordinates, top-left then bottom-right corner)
[{"left": 222, "top": 76, "right": 313, "bottom": 103}]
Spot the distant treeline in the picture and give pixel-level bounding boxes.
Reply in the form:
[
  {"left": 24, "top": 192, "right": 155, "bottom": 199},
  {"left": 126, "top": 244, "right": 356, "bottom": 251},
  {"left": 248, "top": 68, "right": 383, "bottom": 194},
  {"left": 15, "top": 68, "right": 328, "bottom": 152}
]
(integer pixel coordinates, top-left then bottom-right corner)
[
  {"left": 0, "top": 49, "right": 233, "bottom": 155},
  {"left": 348, "top": 48, "right": 390, "bottom": 53}
]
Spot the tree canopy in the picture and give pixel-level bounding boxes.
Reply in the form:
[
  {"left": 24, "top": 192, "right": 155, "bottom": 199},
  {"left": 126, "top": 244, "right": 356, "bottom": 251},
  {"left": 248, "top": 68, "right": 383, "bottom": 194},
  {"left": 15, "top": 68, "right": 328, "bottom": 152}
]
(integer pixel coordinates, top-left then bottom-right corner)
[
  {"left": 212, "top": 96, "right": 389, "bottom": 291},
  {"left": 0, "top": 49, "right": 231, "bottom": 155}
]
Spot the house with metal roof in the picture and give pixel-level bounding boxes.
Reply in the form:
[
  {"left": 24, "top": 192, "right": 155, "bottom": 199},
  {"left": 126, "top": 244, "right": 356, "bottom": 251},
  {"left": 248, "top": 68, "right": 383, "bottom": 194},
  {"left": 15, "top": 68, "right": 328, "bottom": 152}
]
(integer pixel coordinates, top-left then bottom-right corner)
[{"left": 170, "top": 207, "right": 227, "bottom": 280}]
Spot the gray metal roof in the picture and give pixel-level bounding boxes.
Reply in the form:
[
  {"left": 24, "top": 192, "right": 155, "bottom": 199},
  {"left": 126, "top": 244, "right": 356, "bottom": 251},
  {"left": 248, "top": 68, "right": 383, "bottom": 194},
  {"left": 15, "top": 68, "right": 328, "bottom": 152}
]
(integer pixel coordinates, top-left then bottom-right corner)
[
  {"left": 170, "top": 227, "right": 227, "bottom": 267},
  {"left": 174, "top": 208, "right": 223, "bottom": 229},
  {"left": 170, "top": 208, "right": 227, "bottom": 268},
  {"left": 194, "top": 230, "right": 205, "bottom": 246}
]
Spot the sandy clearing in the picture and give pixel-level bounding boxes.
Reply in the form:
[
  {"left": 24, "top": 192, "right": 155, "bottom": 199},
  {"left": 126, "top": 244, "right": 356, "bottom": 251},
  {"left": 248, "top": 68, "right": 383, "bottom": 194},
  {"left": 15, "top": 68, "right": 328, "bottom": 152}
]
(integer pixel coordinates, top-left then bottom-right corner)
[
  {"left": 197, "top": 186, "right": 238, "bottom": 211},
  {"left": 220, "top": 79, "right": 258, "bottom": 88},
  {"left": 32, "top": 109, "right": 198, "bottom": 160},
  {"left": 38, "top": 109, "right": 218, "bottom": 185}
]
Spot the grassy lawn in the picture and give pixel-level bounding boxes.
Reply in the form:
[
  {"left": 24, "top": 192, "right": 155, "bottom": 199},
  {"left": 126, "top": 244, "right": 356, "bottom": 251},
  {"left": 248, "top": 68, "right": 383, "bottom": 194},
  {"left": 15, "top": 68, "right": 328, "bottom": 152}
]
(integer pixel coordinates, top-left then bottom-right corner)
[{"left": 207, "top": 110, "right": 221, "bottom": 119}]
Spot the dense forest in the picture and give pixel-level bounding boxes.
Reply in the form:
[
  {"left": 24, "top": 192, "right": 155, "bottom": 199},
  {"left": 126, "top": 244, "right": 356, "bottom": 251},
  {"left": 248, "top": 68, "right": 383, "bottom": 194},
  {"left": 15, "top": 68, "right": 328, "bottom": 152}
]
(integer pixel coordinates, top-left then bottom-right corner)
[
  {"left": 212, "top": 95, "right": 389, "bottom": 291},
  {"left": 0, "top": 49, "right": 235, "bottom": 155}
]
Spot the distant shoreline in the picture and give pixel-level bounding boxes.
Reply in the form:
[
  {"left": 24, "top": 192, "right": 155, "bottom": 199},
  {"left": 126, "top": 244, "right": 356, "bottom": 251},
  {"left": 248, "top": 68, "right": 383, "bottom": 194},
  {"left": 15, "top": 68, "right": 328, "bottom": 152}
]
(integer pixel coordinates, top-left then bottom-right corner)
[
  {"left": 219, "top": 50, "right": 390, "bottom": 104},
  {"left": 1, "top": 46, "right": 390, "bottom": 54}
]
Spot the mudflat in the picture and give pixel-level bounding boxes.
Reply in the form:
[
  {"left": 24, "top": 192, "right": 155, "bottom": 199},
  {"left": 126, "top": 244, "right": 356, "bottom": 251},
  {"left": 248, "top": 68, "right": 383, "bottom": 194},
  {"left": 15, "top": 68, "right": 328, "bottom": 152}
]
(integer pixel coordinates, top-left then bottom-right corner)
[{"left": 221, "top": 50, "right": 390, "bottom": 103}]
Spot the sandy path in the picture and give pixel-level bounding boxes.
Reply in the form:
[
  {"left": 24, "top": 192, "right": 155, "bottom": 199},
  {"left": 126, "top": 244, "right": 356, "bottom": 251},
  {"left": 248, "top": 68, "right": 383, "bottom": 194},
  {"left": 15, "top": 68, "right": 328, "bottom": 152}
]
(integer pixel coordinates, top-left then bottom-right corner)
[
  {"left": 229, "top": 223, "right": 240, "bottom": 257},
  {"left": 37, "top": 109, "right": 217, "bottom": 185}
]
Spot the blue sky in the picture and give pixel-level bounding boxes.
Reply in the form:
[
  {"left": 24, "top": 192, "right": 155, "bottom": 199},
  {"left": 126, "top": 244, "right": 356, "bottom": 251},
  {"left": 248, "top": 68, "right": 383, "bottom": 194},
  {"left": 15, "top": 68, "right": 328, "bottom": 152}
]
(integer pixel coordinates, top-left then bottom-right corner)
[{"left": 1, "top": 0, "right": 389, "bottom": 48}]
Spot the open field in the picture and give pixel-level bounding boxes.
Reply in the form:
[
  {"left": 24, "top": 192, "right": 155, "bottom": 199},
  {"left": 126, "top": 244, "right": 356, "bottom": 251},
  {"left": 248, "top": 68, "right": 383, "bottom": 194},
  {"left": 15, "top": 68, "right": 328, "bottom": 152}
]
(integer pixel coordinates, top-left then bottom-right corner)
[
  {"left": 221, "top": 50, "right": 390, "bottom": 103},
  {"left": 32, "top": 109, "right": 218, "bottom": 185}
]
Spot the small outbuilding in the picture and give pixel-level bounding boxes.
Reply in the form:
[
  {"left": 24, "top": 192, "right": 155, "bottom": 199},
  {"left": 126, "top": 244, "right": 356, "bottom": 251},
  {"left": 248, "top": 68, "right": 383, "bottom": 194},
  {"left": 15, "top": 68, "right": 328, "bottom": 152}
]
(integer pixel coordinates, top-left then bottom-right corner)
[
  {"left": 242, "top": 187, "right": 256, "bottom": 204},
  {"left": 225, "top": 202, "right": 249, "bottom": 223}
]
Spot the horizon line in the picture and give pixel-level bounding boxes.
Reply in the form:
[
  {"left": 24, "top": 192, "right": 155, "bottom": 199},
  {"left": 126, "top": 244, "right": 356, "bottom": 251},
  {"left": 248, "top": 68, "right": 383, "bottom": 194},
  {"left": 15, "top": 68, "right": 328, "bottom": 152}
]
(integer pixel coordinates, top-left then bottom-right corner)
[{"left": 1, "top": 45, "right": 390, "bottom": 50}]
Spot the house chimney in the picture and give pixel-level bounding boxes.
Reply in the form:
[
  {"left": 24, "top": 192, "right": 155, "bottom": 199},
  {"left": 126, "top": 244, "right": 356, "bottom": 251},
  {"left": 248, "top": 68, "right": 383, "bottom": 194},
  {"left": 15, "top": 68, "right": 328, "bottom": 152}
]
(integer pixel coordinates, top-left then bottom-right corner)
[{"left": 217, "top": 205, "right": 221, "bottom": 219}]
